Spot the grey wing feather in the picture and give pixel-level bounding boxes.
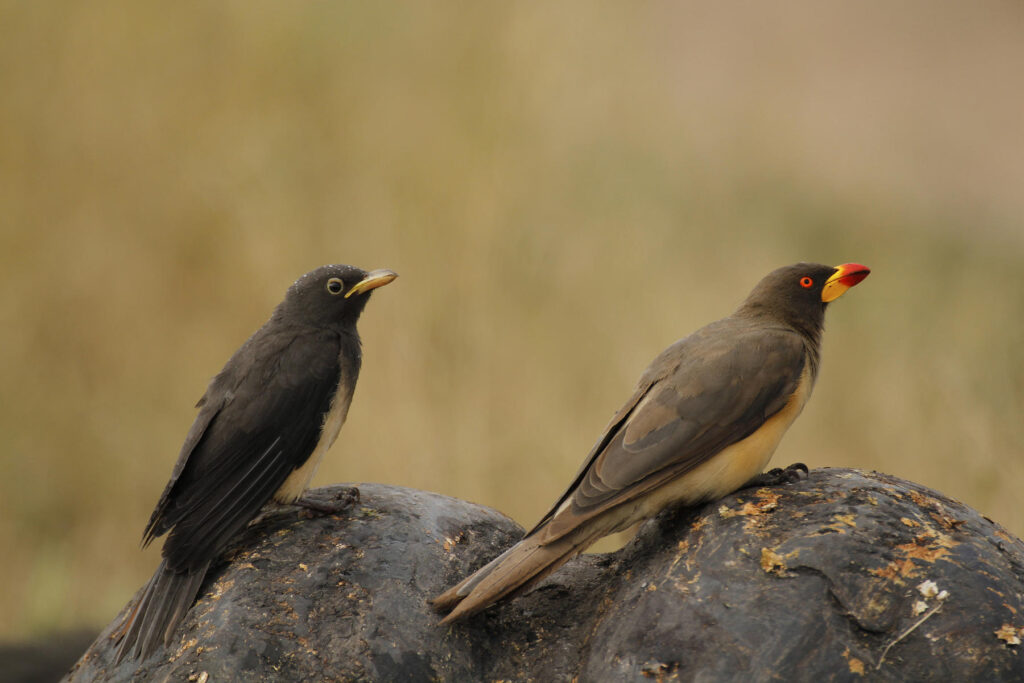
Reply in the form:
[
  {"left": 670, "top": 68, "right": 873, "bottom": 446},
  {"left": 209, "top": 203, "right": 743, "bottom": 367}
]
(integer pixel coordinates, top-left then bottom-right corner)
[{"left": 540, "top": 321, "right": 806, "bottom": 543}]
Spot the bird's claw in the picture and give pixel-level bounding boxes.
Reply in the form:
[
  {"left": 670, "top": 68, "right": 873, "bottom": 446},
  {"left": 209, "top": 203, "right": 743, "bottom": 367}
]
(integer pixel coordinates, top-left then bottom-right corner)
[
  {"left": 741, "top": 462, "right": 809, "bottom": 489},
  {"left": 294, "top": 486, "right": 360, "bottom": 516}
]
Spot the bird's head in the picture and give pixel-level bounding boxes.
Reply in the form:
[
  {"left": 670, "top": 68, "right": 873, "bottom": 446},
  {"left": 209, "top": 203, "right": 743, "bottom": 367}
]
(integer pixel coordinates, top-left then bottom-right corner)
[
  {"left": 279, "top": 264, "right": 397, "bottom": 329},
  {"left": 738, "top": 262, "right": 870, "bottom": 337}
]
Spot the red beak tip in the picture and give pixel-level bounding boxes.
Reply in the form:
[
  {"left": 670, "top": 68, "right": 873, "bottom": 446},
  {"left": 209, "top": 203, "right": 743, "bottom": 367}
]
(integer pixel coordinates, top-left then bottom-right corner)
[{"left": 839, "top": 263, "right": 870, "bottom": 286}]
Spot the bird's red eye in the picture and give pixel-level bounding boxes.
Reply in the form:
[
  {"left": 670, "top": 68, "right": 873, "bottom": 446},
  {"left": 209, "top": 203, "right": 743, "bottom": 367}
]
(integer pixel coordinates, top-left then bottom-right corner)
[{"left": 800, "top": 277, "right": 813, "bottom": 288}]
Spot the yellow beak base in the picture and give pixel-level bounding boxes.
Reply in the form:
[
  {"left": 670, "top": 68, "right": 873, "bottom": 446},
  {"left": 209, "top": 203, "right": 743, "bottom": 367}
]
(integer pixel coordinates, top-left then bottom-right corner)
[{"left": 821, "top": 263, "right": 870, "bottom": 303}]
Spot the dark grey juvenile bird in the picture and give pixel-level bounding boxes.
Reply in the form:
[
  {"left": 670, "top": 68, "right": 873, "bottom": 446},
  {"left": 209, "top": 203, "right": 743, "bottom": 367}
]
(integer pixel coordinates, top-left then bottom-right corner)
[
  {"left": 116, "top": 264, "right": 397, "bottom": 662},
  {"left": 432, "top": 262, "right": 869, "bottom": 623}
]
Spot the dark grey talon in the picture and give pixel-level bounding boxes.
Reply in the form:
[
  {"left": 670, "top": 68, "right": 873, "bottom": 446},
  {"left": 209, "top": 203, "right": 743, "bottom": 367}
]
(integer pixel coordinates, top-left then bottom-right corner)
[
  {"left": 293, "top": 486, "right": 361, "bottom": 516},
  {"left": 741, "top": 463, "right": 809, "bottom": 489}
]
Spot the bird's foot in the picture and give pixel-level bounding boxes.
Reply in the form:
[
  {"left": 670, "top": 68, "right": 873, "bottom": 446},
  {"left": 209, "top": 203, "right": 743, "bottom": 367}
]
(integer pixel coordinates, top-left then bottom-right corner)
[
  {"left": 293, "top": 486, "right": 360, "bottom": 516},
  {"left": 741, "top": 463, "right": 809, "bottom": 489}
]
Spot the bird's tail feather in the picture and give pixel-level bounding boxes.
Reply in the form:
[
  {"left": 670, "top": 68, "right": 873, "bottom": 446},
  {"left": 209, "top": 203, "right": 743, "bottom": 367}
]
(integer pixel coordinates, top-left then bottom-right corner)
[
  {"left": 114, "top": 558, "right": 210, "bottom": 663},
  {"left": 432, "top": 530, "right": 594, "bottom": 624}
]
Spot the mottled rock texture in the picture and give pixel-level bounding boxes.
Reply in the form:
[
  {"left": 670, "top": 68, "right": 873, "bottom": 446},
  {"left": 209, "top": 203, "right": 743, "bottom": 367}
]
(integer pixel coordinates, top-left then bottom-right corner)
[{"left": 66, "top": 471, "right": 1024, "bottom": 681}]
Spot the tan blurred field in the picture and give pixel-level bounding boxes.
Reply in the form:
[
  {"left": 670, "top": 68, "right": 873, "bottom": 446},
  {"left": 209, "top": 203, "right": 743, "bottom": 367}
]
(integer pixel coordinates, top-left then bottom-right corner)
[{"left": 1, "top": 2, "right": 1022, "bottom": 640}]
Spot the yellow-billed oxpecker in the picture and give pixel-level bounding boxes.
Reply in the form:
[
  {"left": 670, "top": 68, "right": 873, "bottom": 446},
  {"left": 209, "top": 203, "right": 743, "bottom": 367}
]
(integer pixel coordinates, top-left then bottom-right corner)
[
  {"left": 432, "top": 262, "right": 869, "bottom": 623},
  {"left": 116, "top": 264, "right": 397, "bottom": 661}
]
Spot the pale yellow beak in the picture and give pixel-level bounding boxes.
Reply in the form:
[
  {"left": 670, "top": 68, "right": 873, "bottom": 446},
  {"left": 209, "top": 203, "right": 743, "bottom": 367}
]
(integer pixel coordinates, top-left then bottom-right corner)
[{"left": 345, "top": 269, "right": 398, "bottom": 298}]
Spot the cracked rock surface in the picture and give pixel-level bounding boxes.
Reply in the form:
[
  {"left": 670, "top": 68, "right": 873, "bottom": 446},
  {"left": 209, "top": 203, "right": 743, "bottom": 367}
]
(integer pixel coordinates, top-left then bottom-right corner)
[{"left": 65, "top": 472, "right": 1024, "bottom": 681}]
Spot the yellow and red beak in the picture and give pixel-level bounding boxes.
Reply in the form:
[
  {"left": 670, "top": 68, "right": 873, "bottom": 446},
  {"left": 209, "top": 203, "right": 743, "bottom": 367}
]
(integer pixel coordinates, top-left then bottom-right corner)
[{"left": 821, "top": 263, "right": 870, "bottom": 303}]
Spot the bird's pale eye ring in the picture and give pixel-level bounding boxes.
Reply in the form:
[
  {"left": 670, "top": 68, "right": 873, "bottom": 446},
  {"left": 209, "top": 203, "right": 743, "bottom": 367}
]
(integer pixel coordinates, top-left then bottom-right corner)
[
  {"left": 800, "top": 276, "right": 814, "bottom": 288},
  {"left": 326, "top": 278, "right": 345, "bottom": 295}
]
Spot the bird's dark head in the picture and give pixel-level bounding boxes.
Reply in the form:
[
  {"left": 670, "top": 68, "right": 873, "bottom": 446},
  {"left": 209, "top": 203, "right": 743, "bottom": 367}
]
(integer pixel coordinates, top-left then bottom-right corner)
[
  {"left": 278, "top": 264, "right": 397, "bottom": 329},
  {"left": 738, "top": 262, "right": 870, "bottom": 339}
]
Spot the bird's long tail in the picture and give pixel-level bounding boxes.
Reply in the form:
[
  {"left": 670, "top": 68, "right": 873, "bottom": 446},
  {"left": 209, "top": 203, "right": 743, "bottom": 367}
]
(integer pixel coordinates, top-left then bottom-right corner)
[
  {"left": 114, "top": 558, "right": 210, "bottom": 663},
  {"left": 431, "top": 529, "right": 595, "bottom": 624}
]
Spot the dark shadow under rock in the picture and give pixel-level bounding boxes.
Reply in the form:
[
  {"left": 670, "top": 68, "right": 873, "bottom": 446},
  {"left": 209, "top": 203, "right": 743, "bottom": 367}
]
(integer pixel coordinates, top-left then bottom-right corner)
[
  {"left": 1, "top": 630, "right": 97, "bottom": 683},
  {"left": 65, "top": 471, "right": 1024, "bottom": 682}
]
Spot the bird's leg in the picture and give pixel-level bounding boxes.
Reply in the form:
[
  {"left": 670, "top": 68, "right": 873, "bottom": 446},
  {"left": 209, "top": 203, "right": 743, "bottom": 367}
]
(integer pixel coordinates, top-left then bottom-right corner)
[
  {"left": 292, "top": 486, "right": 361, "bottom": 516},
  {"left": 741, "top": 463, "right": 809, "bottom": 489}
]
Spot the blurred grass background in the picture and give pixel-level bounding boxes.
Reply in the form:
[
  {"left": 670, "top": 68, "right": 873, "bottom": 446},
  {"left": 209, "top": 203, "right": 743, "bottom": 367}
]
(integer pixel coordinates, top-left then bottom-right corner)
[{"left": 1, "top": 1, "right": 1022, "bottom": 642}]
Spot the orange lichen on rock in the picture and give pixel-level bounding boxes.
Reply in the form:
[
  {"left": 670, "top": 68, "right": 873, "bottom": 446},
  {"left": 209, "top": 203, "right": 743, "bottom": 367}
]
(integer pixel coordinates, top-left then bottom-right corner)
[
  {"left": 995, "top": 624, "right": 1024, "bottom": 646},
  {"left": 869, "top": 529, "right": 956, "bottom": 583}
]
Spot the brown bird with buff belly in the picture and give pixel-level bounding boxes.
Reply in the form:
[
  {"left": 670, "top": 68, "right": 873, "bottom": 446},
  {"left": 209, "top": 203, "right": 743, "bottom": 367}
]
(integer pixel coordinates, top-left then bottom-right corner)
[{"left": 432, "top": 262, "right": 869, "bottom": 623}]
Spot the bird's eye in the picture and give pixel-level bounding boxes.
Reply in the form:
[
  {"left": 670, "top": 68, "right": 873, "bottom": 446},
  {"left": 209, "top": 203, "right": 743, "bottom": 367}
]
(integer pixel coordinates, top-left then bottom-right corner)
[
  {"left": 800, "top": 276, "right": 814, "bottom": 289},
  {"left": 326, "top": 278, "right": 345, "bottom": 295}
]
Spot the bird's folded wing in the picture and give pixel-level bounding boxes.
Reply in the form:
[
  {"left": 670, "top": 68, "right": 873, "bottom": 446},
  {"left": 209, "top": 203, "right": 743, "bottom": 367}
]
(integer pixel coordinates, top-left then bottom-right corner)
[
  {"left": 535, "top": 322, "right": 806, "bottom": 544},
  {"left": 142, "top": 329, "right": 342, "bottom": 572}
]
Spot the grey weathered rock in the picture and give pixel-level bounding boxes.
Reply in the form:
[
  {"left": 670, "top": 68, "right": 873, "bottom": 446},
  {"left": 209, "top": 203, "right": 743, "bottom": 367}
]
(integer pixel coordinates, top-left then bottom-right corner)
[{"left": 65, "top": 471, "right": 1024, "bottom": 681}]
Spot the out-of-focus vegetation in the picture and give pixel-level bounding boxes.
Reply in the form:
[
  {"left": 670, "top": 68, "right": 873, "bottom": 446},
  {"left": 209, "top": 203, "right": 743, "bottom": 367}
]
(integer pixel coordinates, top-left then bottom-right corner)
[{"left": 1, "top": 2, "right": 1022, "bottom": 640}]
